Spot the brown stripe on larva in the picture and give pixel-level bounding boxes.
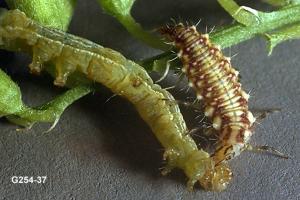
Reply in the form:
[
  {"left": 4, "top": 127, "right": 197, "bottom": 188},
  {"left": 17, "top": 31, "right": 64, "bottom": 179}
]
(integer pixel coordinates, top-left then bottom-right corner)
[{"left": 160, "top": 23, "right": 256, "bottom": 164}]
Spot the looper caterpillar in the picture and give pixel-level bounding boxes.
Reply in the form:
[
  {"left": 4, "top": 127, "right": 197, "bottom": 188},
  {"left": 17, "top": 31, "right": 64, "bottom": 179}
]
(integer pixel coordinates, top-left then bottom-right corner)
[{"left": 0, "top": 9, "right": 231, "bottom": 191}]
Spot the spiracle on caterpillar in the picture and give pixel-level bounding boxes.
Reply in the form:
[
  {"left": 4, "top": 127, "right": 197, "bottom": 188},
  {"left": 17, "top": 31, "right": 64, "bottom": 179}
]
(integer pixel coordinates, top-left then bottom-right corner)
[
  {"left": 160, "top": 23, "right": 289, "bottom": 166},
  {"left": 0, "top": 9, "right": 232, "bottom": 191}
]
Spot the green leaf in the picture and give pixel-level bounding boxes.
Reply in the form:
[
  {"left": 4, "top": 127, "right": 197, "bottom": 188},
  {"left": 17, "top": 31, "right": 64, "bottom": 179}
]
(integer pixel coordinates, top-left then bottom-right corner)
[
  {"left": 218, "top": 0, "right": 261, "bottom": 26},
  {"left": 5, "top": 0, "right": 77, "bottom": 31},
  {"left": 97, "top": 0, "right": 169, "bottom": 50},
  {"left": 0, "top": 68, "right": 24, "bottom": 116},
  {"left": 265, "top": 23, "right": 300, "bottom": 54},
  {"left": 0, "top": 67, "right": 92, "bottom": 128},
  {"left": 98, "top": 0, "right": 135, "bottom": 18},
  {"left": 8, "top": 85, "right": 93, "bottom": 128},
  {"left": 139, "top": 52, "right": 173, "bottom": 73}
]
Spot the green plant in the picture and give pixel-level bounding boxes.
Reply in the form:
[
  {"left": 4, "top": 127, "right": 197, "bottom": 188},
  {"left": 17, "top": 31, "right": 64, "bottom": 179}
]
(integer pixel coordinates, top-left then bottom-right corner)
[{"left": 0, "top": 0, "right": 299, "bottom": 191}]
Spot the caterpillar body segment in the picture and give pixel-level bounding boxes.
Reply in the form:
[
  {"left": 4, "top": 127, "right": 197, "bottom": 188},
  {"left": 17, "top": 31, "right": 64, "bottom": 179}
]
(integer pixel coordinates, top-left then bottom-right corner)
[
  {"left": 0, "top": 9, "right": 231, "bottom": 191},
  {"left": 160, "top": 23, "right": 256, "bottom": 164}
]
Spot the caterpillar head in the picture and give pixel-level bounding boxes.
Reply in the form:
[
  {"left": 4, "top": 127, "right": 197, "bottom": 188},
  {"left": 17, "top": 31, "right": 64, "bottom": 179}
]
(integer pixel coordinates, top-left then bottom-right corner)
[
  {"left": 183, "top": 150, "right": 232, "bottom": 192},
  {"left": 159, "top": 23, "right": 186, "bottom": 41},
  {"left": 199, "top": 163, "right": 233, "bottom": 192}
]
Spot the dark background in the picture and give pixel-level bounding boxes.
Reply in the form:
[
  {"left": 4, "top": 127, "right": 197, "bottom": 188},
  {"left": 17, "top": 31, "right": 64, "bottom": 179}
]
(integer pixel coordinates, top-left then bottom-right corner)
[{"left": 0, "top": 0, "right": 299, "bottom": 199}]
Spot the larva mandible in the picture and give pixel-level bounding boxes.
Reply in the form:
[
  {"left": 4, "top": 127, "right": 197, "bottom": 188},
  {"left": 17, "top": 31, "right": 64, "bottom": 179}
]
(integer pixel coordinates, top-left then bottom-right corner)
[
  {"left": 160, "top": 23, "right": 257, "bottom": 165},
  {"left": 0, "top": 9, "right": 231, "bottom": 191}
]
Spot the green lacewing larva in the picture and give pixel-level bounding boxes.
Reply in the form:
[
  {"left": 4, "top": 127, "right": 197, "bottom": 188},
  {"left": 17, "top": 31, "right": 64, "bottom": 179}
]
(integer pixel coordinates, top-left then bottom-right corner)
[
  {"left": 160, "top": 23, "right": 255, "bottom": 164},
  {"left": 0, "top": 9, "right": 232, "bottom": 191},
  {"left": 160, "top": 23, "right": 288, "bottom": 169}
]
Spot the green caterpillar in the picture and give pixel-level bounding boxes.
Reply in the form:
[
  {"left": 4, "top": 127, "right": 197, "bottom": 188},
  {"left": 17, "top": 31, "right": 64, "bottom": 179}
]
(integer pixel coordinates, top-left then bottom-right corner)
[{"left": 0, "top": 9, "right": 231, "bottom": 191}]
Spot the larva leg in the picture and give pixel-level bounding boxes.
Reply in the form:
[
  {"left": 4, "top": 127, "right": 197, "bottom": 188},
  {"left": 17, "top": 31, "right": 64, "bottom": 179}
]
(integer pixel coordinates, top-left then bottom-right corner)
[
  {"left": 181, "top": 150, "right": 216, "bottom": 191},
  {"left": 161, "top": 98, "right": 202, "bottom": 111},
  {"left": 161, "top": 149, "right": 179, "bottom": 175},
  {"left": 245, "top": 144, "right": 289, "bottom": 159},
  {"left": 29, "top": 46, "right": 45, "bottom": 74},
  {"left": 29, "top": 38, "right": 63, "bottom": 74},
  {"left": 252, "top": 108, "right": 281, "bottom": 122},
  {"left": 187, "top": 179, "right": 198, "bottom": 191},
  {"left": 54, "top": 58, "right": 77, "bottom": 86},
  {"left": 160, "top": 165, "right": 174, "bottom": 176},
  {"left": 202, "top": 126, "right": 216, "bottom": 136}
]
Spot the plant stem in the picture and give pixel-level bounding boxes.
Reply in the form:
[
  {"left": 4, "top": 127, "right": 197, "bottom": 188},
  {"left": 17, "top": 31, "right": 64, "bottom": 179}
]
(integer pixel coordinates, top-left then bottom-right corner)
[
  {"left": 143, "top": 4, "right": 300, "bottom": 70},
  {"left": 120, "top": 15, "right": 169, "bottom": 51},
  {"left": 211, "top": 5, "right": 300, "bottom": 48}
]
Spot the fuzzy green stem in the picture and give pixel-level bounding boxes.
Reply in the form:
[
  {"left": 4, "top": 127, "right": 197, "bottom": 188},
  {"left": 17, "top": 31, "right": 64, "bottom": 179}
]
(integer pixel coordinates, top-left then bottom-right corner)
[
  {"left": 96, "top": 0, "right": 168, "bottom": 51},
  {"left": 6, "top": 85, "right": 93, "bottom": 127},
  {"left": 15, "top": 85, "right": 93, "bottom": 122},
  {"left": 119, "top": 15, "right": 169, "bottom": 51}
]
